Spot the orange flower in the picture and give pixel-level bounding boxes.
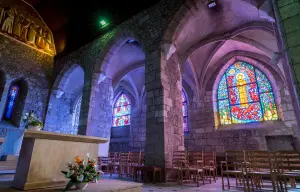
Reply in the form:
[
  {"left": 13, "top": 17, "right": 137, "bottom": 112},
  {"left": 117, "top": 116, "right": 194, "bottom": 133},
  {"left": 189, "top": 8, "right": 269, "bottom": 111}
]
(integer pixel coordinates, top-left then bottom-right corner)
[
  {"left": 75, "top": 156, "right": 81, "bottom": 163},
  {"left": 91, "top": 163, "right": 95, "bottom": 167}
]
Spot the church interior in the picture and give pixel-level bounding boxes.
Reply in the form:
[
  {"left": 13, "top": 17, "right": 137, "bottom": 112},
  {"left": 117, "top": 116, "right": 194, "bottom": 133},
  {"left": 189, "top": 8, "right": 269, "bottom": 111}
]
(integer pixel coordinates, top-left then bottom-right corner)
[{"left": 0, "top": 0, "right": 300, "bottom": 191}]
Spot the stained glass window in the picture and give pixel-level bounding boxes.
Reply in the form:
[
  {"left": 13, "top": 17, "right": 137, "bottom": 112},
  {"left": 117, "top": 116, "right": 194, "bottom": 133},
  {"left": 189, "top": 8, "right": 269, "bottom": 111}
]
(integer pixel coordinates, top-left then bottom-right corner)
[
  {"left": 217, "top": 61, "right": 278, "bottom": 125},
  {"left": 4, "top": 85, "right": 20, "bottom": 119},
  {"left": 112, "top": 93, "right": 131, "bottom": 127},
  {"left": 182, "top": 90, "right": 189, "bottom": 133},
  {"left": 72, "top": 96, "right": 82, "bottom": 134}
]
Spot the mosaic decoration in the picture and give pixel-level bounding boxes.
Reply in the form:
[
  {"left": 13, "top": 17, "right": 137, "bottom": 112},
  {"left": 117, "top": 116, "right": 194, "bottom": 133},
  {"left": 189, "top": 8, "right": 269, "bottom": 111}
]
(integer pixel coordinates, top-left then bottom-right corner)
[
  {"left": 217, "top": 62, "right": 278, "bottom": 125},
  {"left": 5, "top": 85, "right": 19, "bottom": 119},
  {"left": 0, "top": 0, "right": 56, "bottom": 55},
  {"left": 182, "top": 91, "right": 189, "bottom": 132},
  {"left": 112, "top": 93, "right": 131, "bottom": 127}
]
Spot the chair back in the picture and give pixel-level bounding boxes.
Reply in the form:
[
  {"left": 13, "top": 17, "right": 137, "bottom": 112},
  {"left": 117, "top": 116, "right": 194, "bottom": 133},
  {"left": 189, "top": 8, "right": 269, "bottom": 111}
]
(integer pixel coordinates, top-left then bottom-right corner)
[
  {"left": 274, "top": 151, "right": 300, "bottom": 173},
  {"left": 224, "top": 150, "right": 245, "bottom": 171},
  {"left": 172, "top": 150, "right": 187, "bottom": 168},
  {"left": 130, "top": 152, "right": 141, "bottom": 165},
  {"left": 119, "top": 152, "right": 130, "bottom": 165},
  {"left": 246, "top": 150, "right": 273, "bottom": 172},
  {"left": 188, "top": 151, "right": 203, "bottom": 168}
]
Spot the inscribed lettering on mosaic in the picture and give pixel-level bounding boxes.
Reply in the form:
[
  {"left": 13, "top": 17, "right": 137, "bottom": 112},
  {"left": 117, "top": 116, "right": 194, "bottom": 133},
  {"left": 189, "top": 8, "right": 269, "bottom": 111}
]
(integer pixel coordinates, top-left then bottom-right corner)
[
  {"left": 112, "top": 93, "right": 131, "bottom": 127},
  {"left": 182, "top": 91, "right": 189, "bottom": 132},
  {"left": 5, "top": 85, "right": 19, "bottom": 119},
  {"left": 217, "top": 62, "right": 278, "bottom": 125}
]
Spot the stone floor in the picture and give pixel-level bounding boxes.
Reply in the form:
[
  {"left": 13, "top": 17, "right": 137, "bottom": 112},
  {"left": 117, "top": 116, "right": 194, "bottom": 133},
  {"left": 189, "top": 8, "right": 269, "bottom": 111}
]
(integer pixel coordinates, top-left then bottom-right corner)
[{"left": 0, "top": 174, "right": 299, "bottom": 191}]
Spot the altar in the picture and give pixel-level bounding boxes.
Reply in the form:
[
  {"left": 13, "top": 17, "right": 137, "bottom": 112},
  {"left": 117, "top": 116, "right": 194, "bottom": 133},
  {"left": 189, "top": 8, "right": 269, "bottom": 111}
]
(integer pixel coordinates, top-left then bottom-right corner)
[{"left": 12, "top": 130, "right": 109, "bottom": 191}]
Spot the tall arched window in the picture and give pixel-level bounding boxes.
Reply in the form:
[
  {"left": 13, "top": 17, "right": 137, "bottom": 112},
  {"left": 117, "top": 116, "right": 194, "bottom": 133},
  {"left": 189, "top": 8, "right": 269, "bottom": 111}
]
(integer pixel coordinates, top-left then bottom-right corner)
[
  {"left": 182, "top": 90, "right": 189, "bottom": 133},
  {"left": 112, "top": 93, "right": 131, "bottom": 127},
  {"left": 4, "top": 85, "right": 19, "bottom": 120},
  {"left": 217, "top": 61, "right": 278, "bottom": 125},
  {"left": 71, "top": 96, "right": 82, "bottom": 134}
]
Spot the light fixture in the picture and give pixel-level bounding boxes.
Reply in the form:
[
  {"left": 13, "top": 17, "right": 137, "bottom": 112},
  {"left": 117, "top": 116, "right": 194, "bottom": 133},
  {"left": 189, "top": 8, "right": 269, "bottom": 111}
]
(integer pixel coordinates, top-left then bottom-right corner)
[
  {"left": 99, "top": 19, "right": 109, "bottom": 28},
  {"left": 208, "top": 0, "right": 216, "bottom": 8}
]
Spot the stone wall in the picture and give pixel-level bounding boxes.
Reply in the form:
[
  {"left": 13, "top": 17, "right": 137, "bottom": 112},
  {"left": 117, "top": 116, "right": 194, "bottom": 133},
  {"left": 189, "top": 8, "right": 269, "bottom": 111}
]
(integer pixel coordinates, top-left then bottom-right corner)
[
  {"left": 185, "top": 89, "right": 298, "bottom": 154},
  {"left": 0, "top": 34, "right": 53, "bottom": 137}
]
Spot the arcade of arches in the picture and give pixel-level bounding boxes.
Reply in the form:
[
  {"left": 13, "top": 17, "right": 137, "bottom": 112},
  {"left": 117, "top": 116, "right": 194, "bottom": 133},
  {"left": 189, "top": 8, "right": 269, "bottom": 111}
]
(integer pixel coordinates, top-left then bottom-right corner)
[{"left": 0, "top": 0, "right": 300, "bottom": 168}]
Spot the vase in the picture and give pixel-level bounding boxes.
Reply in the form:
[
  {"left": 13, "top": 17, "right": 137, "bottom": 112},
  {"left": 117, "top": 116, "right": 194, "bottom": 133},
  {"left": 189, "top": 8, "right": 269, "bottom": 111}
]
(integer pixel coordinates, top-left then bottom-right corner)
[
  {"left": 28, "top": 125, "right": 41, "bottom": 131},
  {"left": 75, "top": 182, "right": 88, "bottom": 190}
]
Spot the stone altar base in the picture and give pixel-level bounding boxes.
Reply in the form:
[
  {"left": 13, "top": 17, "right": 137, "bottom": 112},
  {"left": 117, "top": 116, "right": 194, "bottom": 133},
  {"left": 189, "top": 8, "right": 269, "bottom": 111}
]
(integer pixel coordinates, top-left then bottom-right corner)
[
  {"left": 1, "top": 179, "right": 143, "bottom": 192},
  {"left": 12, "top": 130, "right": 108, "bottom": 191}
]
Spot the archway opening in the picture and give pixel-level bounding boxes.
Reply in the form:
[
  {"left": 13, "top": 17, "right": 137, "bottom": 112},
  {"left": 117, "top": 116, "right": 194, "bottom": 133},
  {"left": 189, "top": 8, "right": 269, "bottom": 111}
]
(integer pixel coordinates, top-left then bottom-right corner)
[
  {"left": 2, "top": 79, "right": 28, "bottom": 127},
  {"left": 45, "top": 64, "right": 84, "bottom": 134}
]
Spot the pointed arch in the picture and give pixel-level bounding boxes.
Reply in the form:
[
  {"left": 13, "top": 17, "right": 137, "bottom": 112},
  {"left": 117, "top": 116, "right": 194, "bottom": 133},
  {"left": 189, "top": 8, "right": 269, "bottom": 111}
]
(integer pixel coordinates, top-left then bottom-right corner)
[
  {"left": 2, "top": 78, "right": 28, "bottom": 126},
  {"left": 112, "top": 93, "right": 131, "bottom": 127}
]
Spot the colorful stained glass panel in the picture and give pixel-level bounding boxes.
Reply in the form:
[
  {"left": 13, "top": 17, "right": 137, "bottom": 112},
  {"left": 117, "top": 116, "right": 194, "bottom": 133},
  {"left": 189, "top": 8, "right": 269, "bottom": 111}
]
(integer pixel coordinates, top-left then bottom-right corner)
[
  {"left": 113, "top": 93, "right": 131, "bottom": 127},
  {"left": 113, "top": 106, "right": 131, "bottom": 117},
  {"left": 226, "top": 62, "right": 256, "bottom": 87},
  {"left": 231, "top": 102, "right": 263, "bottom": 124},
  {"left": 228, "top": 84, "right": 259, "bottom": 105},
  {"left": 183, "top": 117, "right": 189, "bottom": 133},
  {"left": 218, "top": 75, "right": 228, "bottom": 99},
  {"left": 182, "top": 90, "right": 189, "bottom": 133},
  {"left": 114, "top": 94, "right": 130, "bottom": 107},
  {"left": 217, "top": 61, "right": 278, "bottom": 125},
  {"left": 182, "top": 103, "right": 188, "bottom": 116},
  {"left": 113, "top": 115, "right": 130, "bottom": 127},
  {"left": 260, "top": 93, "right": 278, "bottom": 121},
  {"left": 5, "top": 85, "right": 19, "bottom": 119},
  {"left": 218, "top": 99, "right": 231, "bottom": 125},
  {"left": 255, "top": 69, "right": 272, "bottom": 93}
]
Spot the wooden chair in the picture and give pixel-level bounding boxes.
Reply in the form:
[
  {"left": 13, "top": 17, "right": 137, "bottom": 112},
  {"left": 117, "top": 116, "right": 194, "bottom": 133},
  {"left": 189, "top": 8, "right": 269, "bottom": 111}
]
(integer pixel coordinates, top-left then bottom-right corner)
[
  {"left": 109, "top": 152, "right": 119, "bottom": 178},
  {"left": 245, "top": 150, "right": 276, "bottom": 191},
  {"left": 274, "top": 151, "right": 300, "bottom": 191},
  {"left": 129, "top": 152, "right": 141, "bottom": 178},
  {"left": 99, "top": 156, "right": 110, "bottom": 174},
  {"left": 118, "top": 152, "right": 130, "bottom": 178},
  {"left": 187, "top": 151, "right": 205, "bottom": 187},
  {"left": 221, "top": 150, "right": 247, "bottom": 191},
  {"left": 203, "top": 151, "right": 217, "bottom": 183},
  {"left": 165, "top": 151, "right": 187, "bottom": 184}
]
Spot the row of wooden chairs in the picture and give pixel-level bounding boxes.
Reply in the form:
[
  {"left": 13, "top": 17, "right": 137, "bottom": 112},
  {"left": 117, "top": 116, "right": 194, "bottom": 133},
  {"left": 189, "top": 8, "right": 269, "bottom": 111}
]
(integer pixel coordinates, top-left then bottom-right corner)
[
  {"left": 221, "top": 150, "right": 300, "bottom": 192},
  {"left": 165, "top": 151, "right": 217, "bottom": 187},
  {"left": 99, "top": 152, "right": 145, "bottom": 179}
]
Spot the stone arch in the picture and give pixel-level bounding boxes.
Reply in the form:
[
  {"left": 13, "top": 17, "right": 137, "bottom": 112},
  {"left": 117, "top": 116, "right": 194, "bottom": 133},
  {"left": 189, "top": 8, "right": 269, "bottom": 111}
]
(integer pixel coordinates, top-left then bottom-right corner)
[
  {"left": 52, "top": 63, "right": 84, "bottom": 98},
  {"left": 96, "top": 29, "right": 146, "bottom": 76},
  {"left": 44, "top": 63, "right": 84, "bottom": 134},
  {"left": 2, "top": 78, "right": 28, "bottom": 127},
  {"left": 211, "top": 55, "right": 284, "bottom": 128}
]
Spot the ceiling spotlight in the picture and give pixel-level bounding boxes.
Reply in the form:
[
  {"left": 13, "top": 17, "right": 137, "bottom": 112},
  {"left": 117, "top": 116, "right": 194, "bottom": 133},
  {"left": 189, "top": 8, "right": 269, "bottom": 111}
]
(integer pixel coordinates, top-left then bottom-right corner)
[
  {"left": 208, "top": 0, "right": 217, "bottom": 8},
  {"left": 99, "top": 19, "right": 109, "bottom": 28}
]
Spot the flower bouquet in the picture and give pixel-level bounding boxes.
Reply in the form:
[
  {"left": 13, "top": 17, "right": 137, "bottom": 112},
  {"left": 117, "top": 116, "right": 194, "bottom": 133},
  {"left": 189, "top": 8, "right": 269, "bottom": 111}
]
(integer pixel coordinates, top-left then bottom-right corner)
[
  {"left": 22, "top": 110, "right": 43, "bottom": 130},
  {"left": 61, "top": 153, "right": 101, "bottom": 191}
]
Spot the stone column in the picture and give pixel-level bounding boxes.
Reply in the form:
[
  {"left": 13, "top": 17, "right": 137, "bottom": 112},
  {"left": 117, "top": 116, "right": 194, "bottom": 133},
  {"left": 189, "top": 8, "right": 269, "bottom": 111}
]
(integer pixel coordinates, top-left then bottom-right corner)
[
  {"left": 78, "top": 57, "right": 113, "bottom": 139},
  {"left": 273, "top": 0, "right": 300, "bottom": 127},
  {"left": 145, "top": 47, "right": 184, "bottom": 172}
]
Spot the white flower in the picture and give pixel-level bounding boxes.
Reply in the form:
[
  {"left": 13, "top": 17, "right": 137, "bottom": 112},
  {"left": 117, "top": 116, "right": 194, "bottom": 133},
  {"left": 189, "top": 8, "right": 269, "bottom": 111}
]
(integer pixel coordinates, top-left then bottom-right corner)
[
  {"left": 77, "top": 174, "right": 84, "bottom": 182},
  {"left": 26, "top": 113, "right": 29, "bottom": 115},
  {"left": 87, "top": 153, "right": 91, "bottom": 158},
  {"left": 66, "top": 170, "right": 74, "bottom": 177}
]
